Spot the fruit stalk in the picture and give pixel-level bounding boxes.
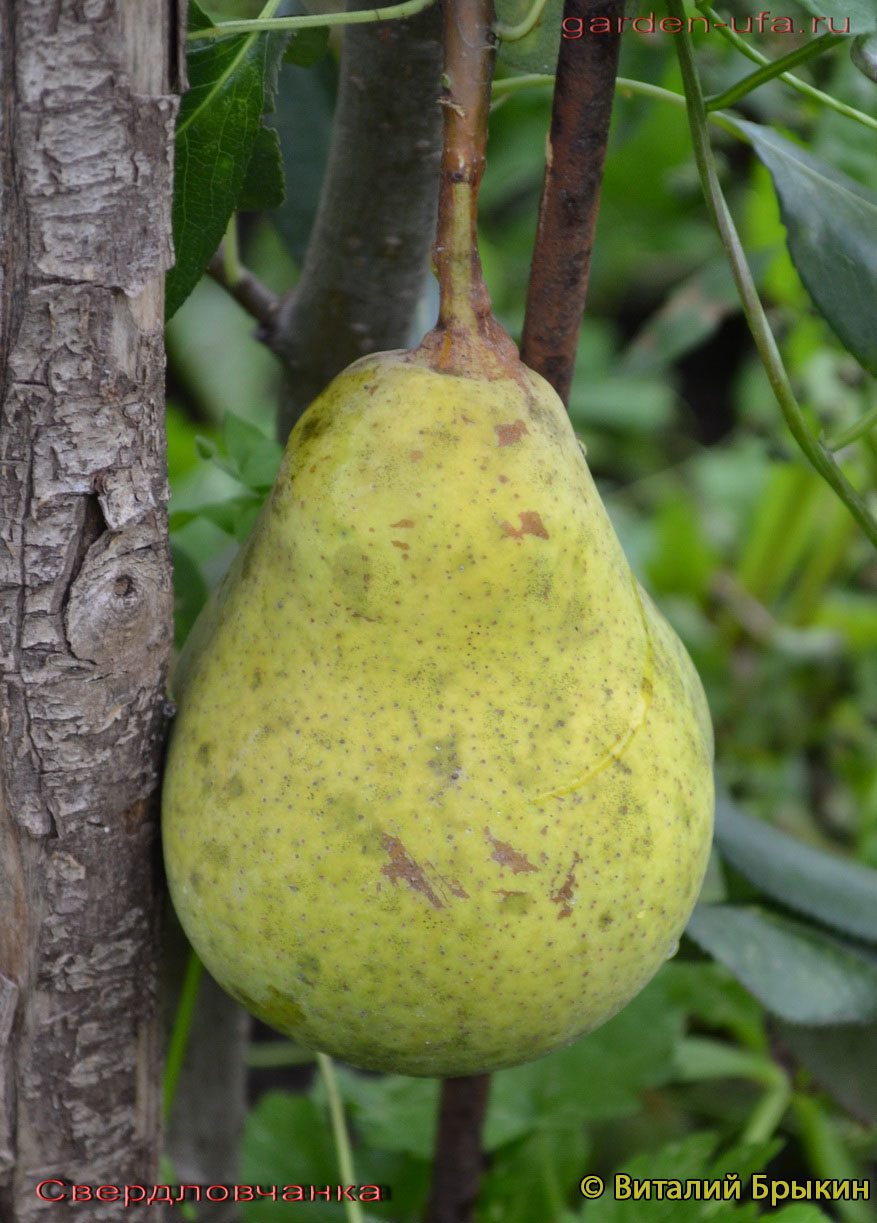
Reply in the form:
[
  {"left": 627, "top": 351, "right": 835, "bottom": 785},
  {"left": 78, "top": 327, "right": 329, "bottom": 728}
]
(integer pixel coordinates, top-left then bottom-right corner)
[{"left": 425, "top": 0, "right": 518, "bottom": 374}]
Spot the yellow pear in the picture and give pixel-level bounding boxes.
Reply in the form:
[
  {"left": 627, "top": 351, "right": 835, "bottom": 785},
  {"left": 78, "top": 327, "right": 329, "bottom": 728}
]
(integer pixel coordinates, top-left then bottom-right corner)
[{"left": 162, "top": 343, "right": 714, "bottom": 1076}]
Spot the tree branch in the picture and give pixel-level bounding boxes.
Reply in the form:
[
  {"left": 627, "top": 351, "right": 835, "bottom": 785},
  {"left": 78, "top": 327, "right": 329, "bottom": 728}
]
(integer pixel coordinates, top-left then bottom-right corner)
[
  {"left": 426, "top": 1075, "right": 491, "bottom": 1223},
  {"left": 519, "top": 0, "right": 624, "bottom": 405},
  {"left": 208, "top": 248, "right": 281, "bottom": 336},
  {"left": 270, "top": 0, "right": 444, "bottom": 440}
]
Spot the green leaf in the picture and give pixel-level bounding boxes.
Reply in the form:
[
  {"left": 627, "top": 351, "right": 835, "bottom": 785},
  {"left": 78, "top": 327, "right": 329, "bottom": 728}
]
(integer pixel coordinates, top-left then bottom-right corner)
[
  {"left": 661, "top": 961, "right": 767, "bottom": 1047},
  {"left": 238, "top": 124, "right": 286, "bottom": 212},
  {"left": 170, "top": 542, "right": 209, "bottom": 648},
  {"left": 777, "top": 1019, "right": 877, "bottom": 1123},
  {"left": 568, "top": 375, "right": 675, "bottom": 434},
  {"left": 328, "top": 1069, "right": 439, "bottom": 1161},
  {"left": 580, "top": 1131, "right": 769, "bottom": 1222},
  {"left": 647, "top": 496, "right": 718, "bottom": 601},
  {"left": 673, "top": 1036, "right": 781, "bottom": 1086},
  {"left": 769, "top": 1209, "right": 832, "bottom": 1222},
  {"left": 485, "top": 969, "right": 686, "bottom": 1149},
  {"left": 166, "top": 1, "right": 288, "bottom": 319},
  {"left": 479, "top": 1123, "right": 587, "bottom": 1223},
  {"left": 169, "top": 492, "right": 263, "bottom": 537},
  {"left": 223, "top": 412, "right": 284, "bottom": 490},
  {"left": 793, "top": 0, "right": 876, "bottom": 34},
  {"left": 733, "top": 121, "right": 877, "bottom": 375},
  {"left": 241, "top": 1092, "right": 345, "bottom": 1222},
  {"left": 713, "top": 793, "right": 877, "bottom": 945},
  {"left": 284, "top": 25, "right": 330, "bottom": 67},
  {"left": 685, "top": 905, "right": 877, "bottom": 1024}
]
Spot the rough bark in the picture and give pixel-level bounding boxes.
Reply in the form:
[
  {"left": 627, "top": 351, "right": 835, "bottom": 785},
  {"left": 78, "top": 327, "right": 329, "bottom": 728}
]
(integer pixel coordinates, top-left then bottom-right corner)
[
  {"left": 0, "top": 2, "right": 178, "bottom": 1217},
  {"left": 271, "top": 0, "right": 444, "bottom": 440}
]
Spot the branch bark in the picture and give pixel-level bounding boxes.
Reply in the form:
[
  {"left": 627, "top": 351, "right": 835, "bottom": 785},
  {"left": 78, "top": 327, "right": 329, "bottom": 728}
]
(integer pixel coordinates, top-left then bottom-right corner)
[
  {"left": 426, "top": 1075, "right": 491, "bottom": 1223},
  {"left": 519, "top": 0, "right": 624, "bottom": 405},
  {"left": 0, "top": 3, "right": 177, "bottom": 1216},
  {"left": 270, "top": 0, "right": 444, "bottom": 440}
]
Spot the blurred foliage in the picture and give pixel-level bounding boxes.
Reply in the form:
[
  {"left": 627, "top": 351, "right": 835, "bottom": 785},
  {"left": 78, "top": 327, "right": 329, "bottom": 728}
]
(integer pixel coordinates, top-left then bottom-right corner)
[{"left": 166, "top": 0, "right": 877, "bottom": 1217}]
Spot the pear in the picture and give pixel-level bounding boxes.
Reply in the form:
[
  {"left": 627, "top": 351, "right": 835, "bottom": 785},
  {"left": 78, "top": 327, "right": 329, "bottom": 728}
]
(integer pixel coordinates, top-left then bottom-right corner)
[
  {"left": 162, "top": 340, "right": 714, "bottom": 1076},
  {"left": 162, "top": 0, "right": 714, "bottom": 1078}
]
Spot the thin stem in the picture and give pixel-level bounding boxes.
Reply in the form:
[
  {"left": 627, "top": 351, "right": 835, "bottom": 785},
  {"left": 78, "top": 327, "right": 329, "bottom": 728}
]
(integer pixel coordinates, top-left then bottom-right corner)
[
  {"left": 188, "top": 0, "right": 436, "bottom": 41},
  {"left": 699, "top": 3, "right": 877, "bottom": 133},
  {"left": 491, "top": 72, "right": 742, "bottom": 138},
  {"left": 494, "top": 0, "right": 551, "bottom": 42},
  {"left": 163, "top": 950, "right": 203, "bottom": 1123},
  {"left": 793, "top": 1094, "right": 872, "bottom": 1223},
  {"left": 491, "top": 71, "right": 554, "bottom": 94},
  {"left": 317, "top": 1053, "right": 365, "bottom": 1223},
  {"left": 615, "top": 77, "right": 742, "bottom": 139},
  {"left": 668, "top": 0, "right": 877, "bottom": 548},
  {"left": 740, "top": 1075, "right": 792, "bottom": 1146},
  {"left": 826, "top": 401, "right": 877, "bottom": 451},
  {"left": 706, "top": 32, "right": 845, "bottom": 111},
  {"left": 208, "top": 249, "right": 281, "bottom": 333}
]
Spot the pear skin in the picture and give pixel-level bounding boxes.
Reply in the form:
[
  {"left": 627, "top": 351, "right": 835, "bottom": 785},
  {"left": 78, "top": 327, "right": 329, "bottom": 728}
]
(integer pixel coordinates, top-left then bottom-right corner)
[{"left": 162, "top": 349, "right": 714, "bottom": 1076}]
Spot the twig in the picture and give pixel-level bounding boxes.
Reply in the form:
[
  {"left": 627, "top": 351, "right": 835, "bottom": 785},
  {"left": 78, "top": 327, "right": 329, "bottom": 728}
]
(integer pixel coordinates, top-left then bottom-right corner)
[
  {"left": 705, "top": 31, "right": 845, "bottom": 111},
  {"left": 188, "top": 0, "right": 437, "bottom": 40},
  {"left": 271, "top": 0, "right": 443, "bottom": 438},
  {"left": 207, "top": 247, "right": 282, "bottom": 335},
  {"left": 668, "top": 0, "right": 877, "bottom": 548},
  {"left": 699, "top": 3, "right": 877, "bottom": 133},
  {"left": 519, "top": 0, "right": 624, "bottom": 405},
  {"left": 426, "top": 1075, "right": 491, "bottom": 1223}
]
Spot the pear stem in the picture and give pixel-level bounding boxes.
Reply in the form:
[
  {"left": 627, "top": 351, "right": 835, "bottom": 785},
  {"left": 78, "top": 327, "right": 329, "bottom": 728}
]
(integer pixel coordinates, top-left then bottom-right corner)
[
  {"left": 434, "top": 0, "right": 494, "bottom": 331},
  {"left": 425, "top": 0, "right": 518, "bottom": 373}
]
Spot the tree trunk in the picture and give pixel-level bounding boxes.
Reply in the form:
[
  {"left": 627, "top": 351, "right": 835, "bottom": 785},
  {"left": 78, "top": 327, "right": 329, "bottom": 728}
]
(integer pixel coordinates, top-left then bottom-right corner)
[{"left": 0, "top": 3, "right": 179, "bottom": 1217}]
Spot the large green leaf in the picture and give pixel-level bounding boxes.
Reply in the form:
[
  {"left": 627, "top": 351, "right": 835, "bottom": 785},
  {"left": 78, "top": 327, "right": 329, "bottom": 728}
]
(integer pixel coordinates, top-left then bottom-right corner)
[
  {"left": 238, "top": 124, "right": 286, "bottom": 212},
  {"left": 734, "top": 121, "right": 877, "bottom": 374},
  {"left": 685, "top": 905, "right": 877, "bottom": 1024},
  {"left": 166, "top": 1, "right": 289, "bottom": 319},
  {"left": 793, "top": 0, "right": 877, "bottom": 34},
  {"left": 241, "top": 1092, "right": 341, "bottom": 1222},
  {"left": 778, "top": 1020, "right": 877, "bottom": 1124},
  {"left": 714, "top": 794, "right": 877, "bottom": 944},
  {"left": 479, "top": 1124, "right": 588, "bottom": 1223}
]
